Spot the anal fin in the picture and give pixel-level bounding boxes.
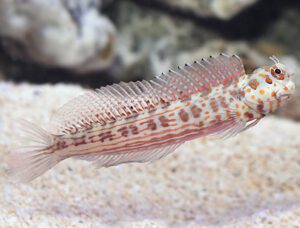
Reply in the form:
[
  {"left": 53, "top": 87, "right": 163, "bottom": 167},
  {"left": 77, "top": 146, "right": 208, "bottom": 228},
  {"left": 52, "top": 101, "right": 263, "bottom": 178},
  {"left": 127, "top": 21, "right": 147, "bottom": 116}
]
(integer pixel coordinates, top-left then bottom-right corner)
[{"left": 75, "top": 143, "right": 182, "bottom": 168}]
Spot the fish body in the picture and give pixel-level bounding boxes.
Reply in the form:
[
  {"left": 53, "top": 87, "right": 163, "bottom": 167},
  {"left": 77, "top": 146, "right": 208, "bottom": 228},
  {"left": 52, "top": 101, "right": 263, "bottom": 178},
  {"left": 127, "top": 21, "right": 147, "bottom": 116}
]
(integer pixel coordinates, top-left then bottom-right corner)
[
  {"left": 55, "top": 89, "right": 234, "bottom": 159},
  {"left": 9, "top": 54, "right": 295, "bottom": 182}
]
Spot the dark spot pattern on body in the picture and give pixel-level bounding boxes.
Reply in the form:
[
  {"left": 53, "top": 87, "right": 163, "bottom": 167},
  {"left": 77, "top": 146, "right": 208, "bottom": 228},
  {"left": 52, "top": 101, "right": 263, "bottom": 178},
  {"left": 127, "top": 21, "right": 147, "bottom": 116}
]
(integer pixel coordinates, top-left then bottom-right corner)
[
  {"left": 179, "top": 109, "right": 189, "bottom": 122},
  {"left": 209, "top": 98, "right": 218, "bottom": 113},
  {"left": 190, "top": 105, "right": 202, "bottom": 118},
  {"left": 199, "top": 121, "right": 204, "bottom": 127},
  {"left": 99, "top": 131, "right": 114, "bottom": 142},
  {"left": 73, "top": 135, "right": 86, "bottom": 146},
  {"left": 257, "top": 104, "right": 264, "bottom": 113},
  {"left": 159, "top": 116, "right": 170, "bottom": 127},
  {"left": 129, "top": 125, "right": 139, "bottom": 134},
  {"left": 117, "top": 127, "right": 129, "bottom": 137},
  {"left": 55, "top": 140, "right": 68, "bottom": 150},
  {"left": 140, "top": 119, "right": 157, "bottom": 131},
  {"left": 244, "top": 112, "right": 254, "bottom": 119}
]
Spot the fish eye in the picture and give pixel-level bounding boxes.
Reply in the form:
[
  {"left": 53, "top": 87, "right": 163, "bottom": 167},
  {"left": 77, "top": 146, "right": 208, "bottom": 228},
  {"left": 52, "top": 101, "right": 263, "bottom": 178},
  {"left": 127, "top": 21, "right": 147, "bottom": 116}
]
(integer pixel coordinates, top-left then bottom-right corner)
[
  {"left": 271, "top": 67, "right": 284, "bottom": 80},
  {"left": 275, "top": 69, "right": 281, "bottom": 74}
]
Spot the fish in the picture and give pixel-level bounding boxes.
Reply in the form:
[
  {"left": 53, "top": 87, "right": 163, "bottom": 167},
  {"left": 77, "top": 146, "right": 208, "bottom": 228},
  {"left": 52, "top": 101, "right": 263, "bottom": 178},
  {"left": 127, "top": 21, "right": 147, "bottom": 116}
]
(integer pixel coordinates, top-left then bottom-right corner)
[{"left": 8, "top": 54, "right": 295, "bottom": 182}]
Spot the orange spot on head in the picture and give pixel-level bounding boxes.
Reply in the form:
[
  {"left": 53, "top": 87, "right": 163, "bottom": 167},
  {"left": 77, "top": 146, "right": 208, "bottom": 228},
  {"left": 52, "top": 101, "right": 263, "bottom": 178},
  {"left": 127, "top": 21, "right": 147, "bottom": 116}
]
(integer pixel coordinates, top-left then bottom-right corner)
[
  {"left": 271, "top": 91, "right": 276, "bottom": 97},
  {"left": 251, "top": 94, "right": 255, "bottom": 100},
  {"left": 265, "top": 77, "right": 272, "bottom": 84},
  {"left": 259, "top": 89, "right": 265, "bottom": 95},
  {"left": 284, "top": 86, "right": 288, "bottom": 91},
  {"left": 235, "top": 104, "right": 239, "bottom": 108},
  {"left": 259, "top": 73, "right": 266, "bottom": 77},
  {"left": 242, "top": 105, "right": 246, "bottom": 110},
  {"left": 269, "top": 101, "right": 273, "bottom": 111},
  {"left": 257, "top": 98, "right": 263, "bottom": 103},
  {"left": 236, "top": 112, "right": 241, "bottom": 117},
  {"left": 248, "top": 79, "right": 259, "bottom": 90},
  {"left": 274, "top": 83, "right": 277, "bottom": 87},
  {"left": 246, "top": 88, "right": 251, "bottom": 93}
]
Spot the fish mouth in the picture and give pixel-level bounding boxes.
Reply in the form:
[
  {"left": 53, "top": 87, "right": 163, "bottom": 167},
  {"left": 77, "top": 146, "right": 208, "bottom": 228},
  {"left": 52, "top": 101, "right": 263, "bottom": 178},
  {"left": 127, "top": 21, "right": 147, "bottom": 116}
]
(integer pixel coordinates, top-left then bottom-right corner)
[
  {"left": 275, "top": 92, "right": 292, "bottom": 102},
  {"left": 278, "top": 94, "right": 290, "bottom": 101}
]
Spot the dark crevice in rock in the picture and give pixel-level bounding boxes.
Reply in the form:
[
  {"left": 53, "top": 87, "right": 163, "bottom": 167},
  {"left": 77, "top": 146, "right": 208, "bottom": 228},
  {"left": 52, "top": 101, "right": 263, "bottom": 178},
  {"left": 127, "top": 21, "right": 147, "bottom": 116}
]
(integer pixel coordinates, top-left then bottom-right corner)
[
  {"left": 126, "top": 0, "right": 300, "bottom": 40},
  {"left": 0, "top": 40, "right": 119, "bottom": 88}
]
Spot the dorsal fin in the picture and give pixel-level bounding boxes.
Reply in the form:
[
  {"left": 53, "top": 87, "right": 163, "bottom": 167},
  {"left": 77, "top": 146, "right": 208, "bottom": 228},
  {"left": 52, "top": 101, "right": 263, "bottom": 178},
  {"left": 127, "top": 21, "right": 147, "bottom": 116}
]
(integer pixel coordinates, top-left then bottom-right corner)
[
  {"left": 48, "top": 80, "right": 161, "bottom": 134},
  {"left": 151, "top": 53, "right": 245, "bottom": 100},
  {"left": 48, "top": 54, "right": 245, "bottom": 135}
]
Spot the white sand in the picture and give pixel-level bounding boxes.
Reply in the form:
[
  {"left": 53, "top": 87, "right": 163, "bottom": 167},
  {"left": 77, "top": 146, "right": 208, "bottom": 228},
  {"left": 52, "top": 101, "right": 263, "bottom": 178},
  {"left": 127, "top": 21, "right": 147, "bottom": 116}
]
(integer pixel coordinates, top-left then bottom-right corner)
[{"left": 0, "top": 82, "right": 300, "bottom": 227}]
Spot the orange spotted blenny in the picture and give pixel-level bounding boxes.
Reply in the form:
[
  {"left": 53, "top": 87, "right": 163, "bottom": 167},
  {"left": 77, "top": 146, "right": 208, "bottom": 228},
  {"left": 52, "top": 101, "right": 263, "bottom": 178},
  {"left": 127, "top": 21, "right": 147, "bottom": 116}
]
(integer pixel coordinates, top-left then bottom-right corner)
[{"left": 8, "top": 54, "right": 295, "bottom": 182}]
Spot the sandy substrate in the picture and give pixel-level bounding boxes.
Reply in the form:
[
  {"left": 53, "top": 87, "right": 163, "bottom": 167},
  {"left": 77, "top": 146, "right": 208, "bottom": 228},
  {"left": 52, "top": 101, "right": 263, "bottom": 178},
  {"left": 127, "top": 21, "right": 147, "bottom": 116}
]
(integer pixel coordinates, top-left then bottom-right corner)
[{"left": 0, "top": 82, "right": 300, "bottom": 227}]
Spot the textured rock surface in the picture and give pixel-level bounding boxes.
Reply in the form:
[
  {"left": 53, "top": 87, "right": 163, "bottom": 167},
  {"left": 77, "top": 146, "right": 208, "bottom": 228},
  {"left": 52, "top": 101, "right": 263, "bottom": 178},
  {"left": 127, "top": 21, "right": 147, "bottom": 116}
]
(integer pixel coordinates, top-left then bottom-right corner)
[
  {"left": 0, "top": 82, "right": 300, "bottom": 227},
  {"left": 114, "top": 1, "right": 216, "bottom": 81},
  {"left": 0, "top": 0, "right": 115, "bottom": 73},
  {"left": 263, "top": 6, "right": 300, "bottom": 60},
  {"left": 0, "top": 0, "right": 299, "bottom": 89},
  {"left": 113, "top": 2, "right": 300, "bottom": 88},
  {"left": 160, "top": 0, "right": 258, "bottom": 19}
]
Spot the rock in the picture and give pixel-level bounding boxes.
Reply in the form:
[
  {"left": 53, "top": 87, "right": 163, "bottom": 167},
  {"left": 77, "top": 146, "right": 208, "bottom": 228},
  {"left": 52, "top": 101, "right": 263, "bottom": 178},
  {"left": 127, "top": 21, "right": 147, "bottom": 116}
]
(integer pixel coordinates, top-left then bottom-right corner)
[
  {"left": 263, "top": 7, "right": 300, "bottom": 60},
  {"left": 0, "top": 82, "right": 300, "bottom": 226},
  {"left": 156, "top": 0, "right": 258, "bottom": 19},
  {"left": 114, "top": 1, "right": 217, "bottom": 81},
  {"left": 0, "top": 0, "right": 116, "bottom": 73},
  {"left": 175, "top": 39, "right": 266, "bottom": 73}
]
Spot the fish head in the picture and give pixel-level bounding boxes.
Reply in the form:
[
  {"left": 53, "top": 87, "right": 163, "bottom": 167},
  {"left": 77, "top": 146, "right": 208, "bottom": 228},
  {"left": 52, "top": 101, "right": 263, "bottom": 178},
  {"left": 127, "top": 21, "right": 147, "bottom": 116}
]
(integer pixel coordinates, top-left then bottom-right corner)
[{"left": 243, "top": 56, "right": 295, "bottom": 115}]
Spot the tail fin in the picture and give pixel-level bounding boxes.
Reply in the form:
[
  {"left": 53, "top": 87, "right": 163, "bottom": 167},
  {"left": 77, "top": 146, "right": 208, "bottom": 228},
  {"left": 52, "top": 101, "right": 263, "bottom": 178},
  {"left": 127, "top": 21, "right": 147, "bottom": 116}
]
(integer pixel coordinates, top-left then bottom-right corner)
[{"left": 8, "top": 119, "right": 61, "bottom": 183}]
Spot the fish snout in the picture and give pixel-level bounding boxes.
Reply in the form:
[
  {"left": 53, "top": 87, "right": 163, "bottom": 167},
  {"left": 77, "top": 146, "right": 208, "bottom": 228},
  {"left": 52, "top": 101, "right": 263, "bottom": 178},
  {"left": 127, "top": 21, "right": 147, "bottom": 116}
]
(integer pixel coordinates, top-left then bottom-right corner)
[{"left": 275, "top": 81, "right": 295, "bottom": 101}]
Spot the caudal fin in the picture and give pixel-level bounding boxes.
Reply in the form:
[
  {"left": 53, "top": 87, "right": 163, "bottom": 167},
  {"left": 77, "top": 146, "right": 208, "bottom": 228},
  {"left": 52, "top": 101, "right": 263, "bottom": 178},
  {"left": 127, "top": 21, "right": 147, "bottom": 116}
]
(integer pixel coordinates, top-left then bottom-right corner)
[{"left": 8, "top": 119, "right": 61, "bottom": 183}]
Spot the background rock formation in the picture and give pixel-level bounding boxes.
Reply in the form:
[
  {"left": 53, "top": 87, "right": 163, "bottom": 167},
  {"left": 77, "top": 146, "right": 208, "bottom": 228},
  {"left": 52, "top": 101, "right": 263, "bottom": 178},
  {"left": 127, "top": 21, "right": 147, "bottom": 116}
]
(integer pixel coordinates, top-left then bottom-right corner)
[
  {"left": 0, "top": 0, "right": 115, "bottom": 73},
  {"left": 154, "top": 0, "right": 258, "bottom": 19}
]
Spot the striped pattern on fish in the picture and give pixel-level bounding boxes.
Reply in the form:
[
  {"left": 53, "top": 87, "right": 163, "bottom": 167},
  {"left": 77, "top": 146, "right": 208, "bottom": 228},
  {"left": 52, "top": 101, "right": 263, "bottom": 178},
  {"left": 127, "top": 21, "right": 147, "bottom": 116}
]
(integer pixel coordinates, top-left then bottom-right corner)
[
  {"left": 55, "top": 93, "right": 228, "bottom": 156},
  {"left": 8, "top": 54, "right": 295, "bottom": 182}
]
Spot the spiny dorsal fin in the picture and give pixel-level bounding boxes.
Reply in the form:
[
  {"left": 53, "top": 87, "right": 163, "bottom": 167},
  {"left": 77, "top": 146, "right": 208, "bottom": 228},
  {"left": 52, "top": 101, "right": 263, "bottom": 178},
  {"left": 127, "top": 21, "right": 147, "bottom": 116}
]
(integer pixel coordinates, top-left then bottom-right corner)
[
  {"left": 152, "top": 53, "right": 245, "bottom": 100},
  {"left": 48, "top": 54, "right": 245, "bottom": 134},
  {"left": 48, "top": 80, "right": 161, "bottom": 134}
]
